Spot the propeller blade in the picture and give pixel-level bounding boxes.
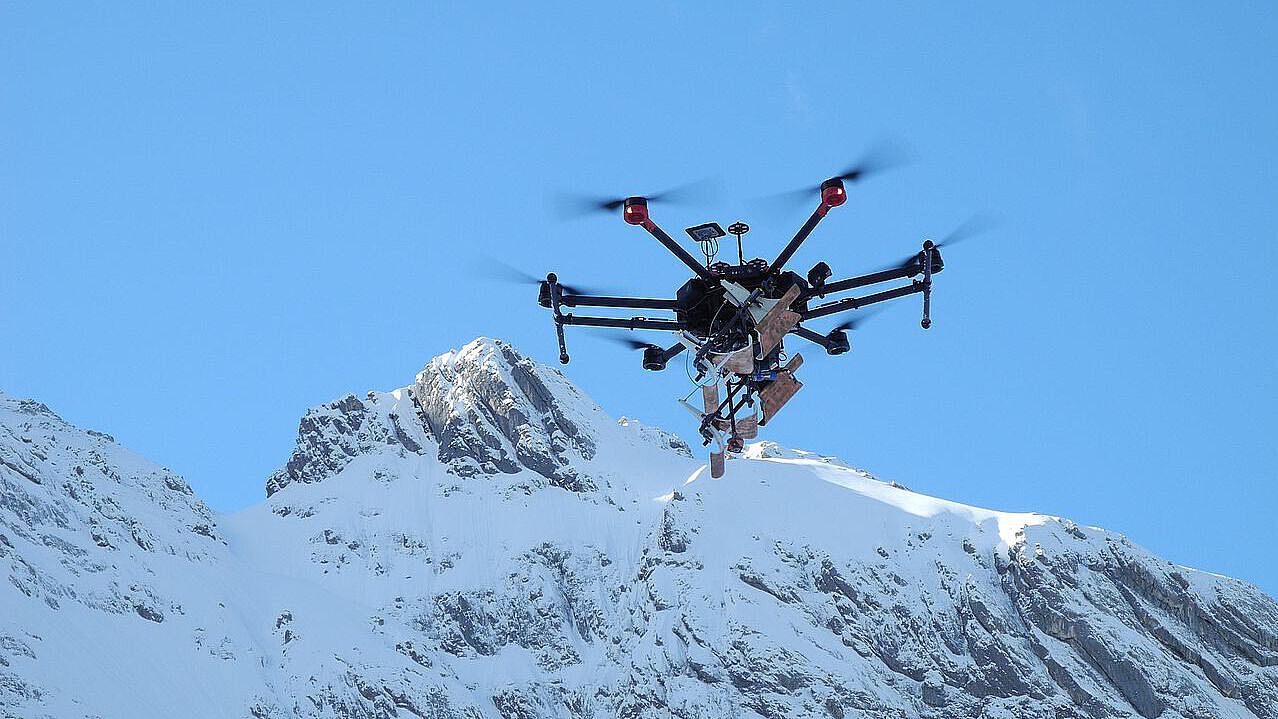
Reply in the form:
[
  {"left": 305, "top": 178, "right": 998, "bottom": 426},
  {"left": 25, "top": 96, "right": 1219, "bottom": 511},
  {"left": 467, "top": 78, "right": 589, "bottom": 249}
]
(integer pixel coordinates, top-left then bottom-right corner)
[
  {"left": 867, "top": 215, "right": 999, "bottom": 273},
  {"left": 868, "top": 250, "right": 924, "bottom": 275},
  {"left": 934, "top": 214, "right": 998, "bottom": 248},
  {"left": 758, "top": 139, "right": 914, "bottom": 209},
  {"left": 477, "top": 258, "right": 541, "bottom": 285},
  {"left": 558, "top": 283, "right": 606, "bottom": 296},
  {"left": 473, "top": 257, "right": 608, "bottom": 296},
  {"left": 644, "top": 177, "right": 722, "bottom": 204},
  {"left": 756, "top": 186, "right": 817, "bottom": 211},
  {"left": 552, "top": 195, "right": 627, "bottom": 217},
  {"left": 831, "top": 307, "right": 883, "bottom": 333},
  {"left": 552, "top": 177, "right": 721, "bottom": 220},
  {"left": 597, "top": 331, "right": 661, "bottom": 351},
  {"left": 831, "top": 139, "right": 915, "bottom": 184}
]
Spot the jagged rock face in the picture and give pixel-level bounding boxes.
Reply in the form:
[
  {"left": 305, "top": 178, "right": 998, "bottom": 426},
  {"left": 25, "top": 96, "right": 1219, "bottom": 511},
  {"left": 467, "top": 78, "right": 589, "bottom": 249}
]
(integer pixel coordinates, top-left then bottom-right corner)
[
  {"left": 267, "top": 339, "right": 624, "bottom": 497},
  {"left": 3, "top": 339, "right": 1277, "bottom": 719},
  {"left": 266, "top": 391, "right": 429, "bottom": 497},
  {"left": 411, "top": 339, "right": 599, "bottom": 491},
  {"left": 999, "top": 523, "right": 1278, "bottom": 718}
]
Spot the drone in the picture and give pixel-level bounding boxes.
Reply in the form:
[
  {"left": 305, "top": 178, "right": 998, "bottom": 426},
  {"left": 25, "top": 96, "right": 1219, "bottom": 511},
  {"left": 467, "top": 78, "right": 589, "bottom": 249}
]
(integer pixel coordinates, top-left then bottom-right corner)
[{"left": 532, "top": 161, "right": 971, "bottom": 477}]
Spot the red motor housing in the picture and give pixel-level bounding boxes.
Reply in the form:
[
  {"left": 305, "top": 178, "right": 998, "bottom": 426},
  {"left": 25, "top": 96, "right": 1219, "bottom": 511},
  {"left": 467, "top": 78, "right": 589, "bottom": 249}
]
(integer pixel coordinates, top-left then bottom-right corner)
[
  {"left": 623, "top": 197, "right": 649, "bottom": 225},
  {"left": 820, "top": 179, "right": 847, "bottom": 208}
]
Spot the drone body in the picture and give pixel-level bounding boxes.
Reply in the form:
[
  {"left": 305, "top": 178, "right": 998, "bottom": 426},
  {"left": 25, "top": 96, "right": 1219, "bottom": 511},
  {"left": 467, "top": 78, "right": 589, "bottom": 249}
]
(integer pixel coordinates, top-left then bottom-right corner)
[{"left": 538, "top": 173, "right": 950, "bottom": 477}]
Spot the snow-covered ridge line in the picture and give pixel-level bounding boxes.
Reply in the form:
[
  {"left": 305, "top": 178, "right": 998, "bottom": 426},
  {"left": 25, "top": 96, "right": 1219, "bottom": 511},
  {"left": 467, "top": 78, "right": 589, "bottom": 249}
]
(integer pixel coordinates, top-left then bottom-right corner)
[{"left": 3, "top": 339, "right": 1277, "bottom": 718}]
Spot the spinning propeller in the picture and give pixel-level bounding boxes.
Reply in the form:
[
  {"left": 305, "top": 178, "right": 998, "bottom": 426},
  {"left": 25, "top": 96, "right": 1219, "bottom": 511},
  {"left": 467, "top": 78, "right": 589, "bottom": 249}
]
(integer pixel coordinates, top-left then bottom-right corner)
[
  {"left": 932, "top": 215, "right": 997, "bottom": 250},
  {"left": 763, "top": 140, "right": 914, "bottom": 208},
  {"left": 597, "top": 332, "right": 662, "bottom": 352},
  {"left": 829, "top": 307, "right": 882, "bottom": 333},
  {"left": 813, "top": 308, "right": 883, "bottom": 355},
  {"left": 553, "top": 178, "right": 721, "bottom": 219},
  {"left": 825, "top": 141, "right": 914, "bottom": 184},
  {"left": 878, "top": 215, "right": 998, "bottom": 272},
  {"left": 592, "top": 332, "right": 682, "bottom": 372},
  {"left": 478, "top": 257, "right": 606, "bottom": 296}
]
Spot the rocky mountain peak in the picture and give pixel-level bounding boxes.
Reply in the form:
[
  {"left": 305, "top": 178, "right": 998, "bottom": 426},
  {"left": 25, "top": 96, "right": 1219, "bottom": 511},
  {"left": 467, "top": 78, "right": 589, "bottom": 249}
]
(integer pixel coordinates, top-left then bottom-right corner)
[
  {"left": 266, "top": 338, "right": 615, "bottom": 497},
  {"left": 414, "top": 337, "right": 599, "bottom": 484}
]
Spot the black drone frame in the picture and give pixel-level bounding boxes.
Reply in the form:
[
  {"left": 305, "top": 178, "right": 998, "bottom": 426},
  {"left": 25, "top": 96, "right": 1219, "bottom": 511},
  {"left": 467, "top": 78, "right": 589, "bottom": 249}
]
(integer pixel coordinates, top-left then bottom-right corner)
[{"left": 542, "top": 176, "right": 943, "bottom": 365}]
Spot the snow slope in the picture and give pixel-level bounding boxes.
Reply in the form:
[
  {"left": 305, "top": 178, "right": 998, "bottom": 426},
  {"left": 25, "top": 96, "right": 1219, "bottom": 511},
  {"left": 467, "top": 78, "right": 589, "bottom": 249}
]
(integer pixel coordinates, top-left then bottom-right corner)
[{"left": 3, "top": 338, "right": 1276, "bottom": 718}]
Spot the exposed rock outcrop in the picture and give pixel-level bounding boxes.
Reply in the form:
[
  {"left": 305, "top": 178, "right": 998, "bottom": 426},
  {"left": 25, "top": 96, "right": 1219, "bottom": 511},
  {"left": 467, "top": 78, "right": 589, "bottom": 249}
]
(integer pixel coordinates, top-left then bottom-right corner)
[
  {"left": 411, "top": 339, "right": 599, "bottom": 491},
  {"left": 267, "top": 339, "right": 608, "bottom": 497}
]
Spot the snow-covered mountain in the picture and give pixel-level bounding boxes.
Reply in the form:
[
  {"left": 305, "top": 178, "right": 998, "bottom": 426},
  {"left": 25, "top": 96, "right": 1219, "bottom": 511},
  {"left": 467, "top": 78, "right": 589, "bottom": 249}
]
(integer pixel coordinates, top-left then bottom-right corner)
[{"left": 3, "top": 338, "right": 1276, "bottom": 719}]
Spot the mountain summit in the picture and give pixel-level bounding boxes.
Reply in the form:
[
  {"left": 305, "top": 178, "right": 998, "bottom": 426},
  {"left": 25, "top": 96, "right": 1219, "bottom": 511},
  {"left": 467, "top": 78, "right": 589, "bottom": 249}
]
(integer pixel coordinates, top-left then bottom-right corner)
[{"left": 2, "top": 338, "right": 1276, "bottom": 718}]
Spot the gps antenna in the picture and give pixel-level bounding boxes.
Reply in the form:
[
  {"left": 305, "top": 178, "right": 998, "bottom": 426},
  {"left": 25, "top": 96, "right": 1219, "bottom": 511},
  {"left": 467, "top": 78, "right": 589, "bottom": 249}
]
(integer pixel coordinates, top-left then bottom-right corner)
[{"left": 728, "top": 222, "right": 749, "bottom": 265}]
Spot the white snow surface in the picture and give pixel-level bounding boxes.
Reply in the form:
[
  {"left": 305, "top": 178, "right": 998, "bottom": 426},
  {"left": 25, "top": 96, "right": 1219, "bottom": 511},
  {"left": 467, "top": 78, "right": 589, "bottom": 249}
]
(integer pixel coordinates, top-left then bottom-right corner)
[{"left": 2, "top": 338, "right": 1276, "bottom": 719}]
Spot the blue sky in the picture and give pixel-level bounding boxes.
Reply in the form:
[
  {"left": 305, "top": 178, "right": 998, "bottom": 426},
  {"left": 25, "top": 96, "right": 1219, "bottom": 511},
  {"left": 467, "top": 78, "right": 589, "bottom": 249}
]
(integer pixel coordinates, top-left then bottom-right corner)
[{"left": 3, "top": 4, "right": 1275, "bottom": 592}]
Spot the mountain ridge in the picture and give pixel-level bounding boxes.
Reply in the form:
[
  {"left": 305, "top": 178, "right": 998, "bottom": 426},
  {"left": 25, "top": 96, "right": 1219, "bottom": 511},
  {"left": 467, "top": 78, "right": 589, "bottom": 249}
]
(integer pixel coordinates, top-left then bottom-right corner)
[{"left": 2, "top": 337, "right": 1276, "bottom": 718}]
